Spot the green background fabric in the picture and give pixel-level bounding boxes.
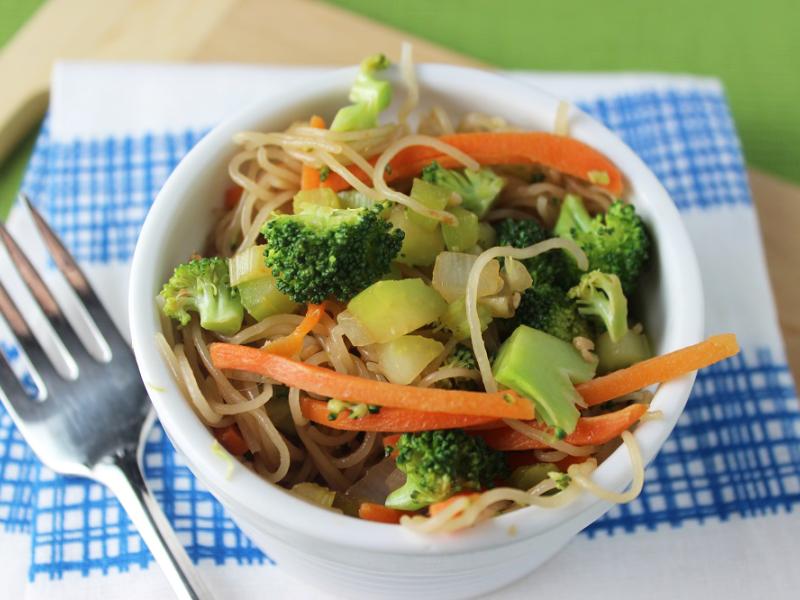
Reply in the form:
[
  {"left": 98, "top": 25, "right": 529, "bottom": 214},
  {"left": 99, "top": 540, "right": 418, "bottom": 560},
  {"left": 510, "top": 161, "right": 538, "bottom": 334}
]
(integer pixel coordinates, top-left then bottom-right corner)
[
  {"left": 0, "top": 0, "right": 45, "bottom": 218},
  {"left": 329, "top": 0, "right": 800, "bottom": 183},
  {"left": 1, "top": 0, "right": 798, "bottom": 217}
]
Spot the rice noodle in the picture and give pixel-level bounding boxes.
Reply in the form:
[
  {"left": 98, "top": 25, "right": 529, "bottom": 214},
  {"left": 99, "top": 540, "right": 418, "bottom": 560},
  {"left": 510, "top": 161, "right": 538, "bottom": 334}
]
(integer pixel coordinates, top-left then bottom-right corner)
[{"left": 567, "top": 431, "right": 644, "bottom": 503}]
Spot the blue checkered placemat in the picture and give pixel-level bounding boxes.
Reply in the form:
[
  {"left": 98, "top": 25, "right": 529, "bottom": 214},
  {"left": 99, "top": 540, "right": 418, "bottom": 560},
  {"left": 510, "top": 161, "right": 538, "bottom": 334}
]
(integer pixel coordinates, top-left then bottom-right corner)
[{"left": 1, "top": 86, "right": 799, "bottom": 580}]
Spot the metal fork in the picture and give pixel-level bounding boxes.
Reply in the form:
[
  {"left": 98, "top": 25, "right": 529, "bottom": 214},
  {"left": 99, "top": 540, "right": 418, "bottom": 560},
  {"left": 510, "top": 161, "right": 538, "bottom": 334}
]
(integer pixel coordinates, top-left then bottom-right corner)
[{"left": 0, "top": 195, "right": 210, "bottom": 599}]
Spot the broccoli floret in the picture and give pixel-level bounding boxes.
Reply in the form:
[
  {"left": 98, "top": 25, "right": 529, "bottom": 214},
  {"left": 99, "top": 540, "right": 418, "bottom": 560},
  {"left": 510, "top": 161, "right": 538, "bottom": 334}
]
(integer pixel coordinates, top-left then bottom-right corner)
[
  {"left": 446, "top": 344, "right": 477, "bottom": 370},
  {"left": 330, "top": 54, "right": 392, "bottom": 132},
  {"left": 421, "top": 161, "right": 504, "bottom": 217},
  {"left": 438, "top": 344, "right": 479, "bottom": 391},
  {"left": 262, "top": 203, "right": 404, "bottom": 304},
  {"left": 495, "top": 218, "right": 572, "bottom": 288},
  {"left": 568, "top": 270, "right": 629, "bottom": 343},
  {"left": 555, "top": 195, "right": 650, "bottom": 295},
  {"left": 499, "top": 283, "right": 590, "bottom": 343},
  {"left": 160, "top": 257, "right": 243, "bottom": 335},
  {"left": 385, "top": 429, "right": 508, "bottom": 511}
]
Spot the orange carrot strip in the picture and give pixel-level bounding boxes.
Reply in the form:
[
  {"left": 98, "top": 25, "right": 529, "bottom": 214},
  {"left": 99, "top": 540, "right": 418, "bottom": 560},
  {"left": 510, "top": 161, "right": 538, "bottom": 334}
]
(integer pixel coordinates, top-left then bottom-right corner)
[
  {"left": 224, "top": 185, "right": 243, "bottom": 210},
  {"left": 209, "top": 343, "right": 534, "bottom": 420},
  {"left": 382, "top": 433, "right": 401, "bottom": 449},
  {"left": 322, "top": 132, "right": 623, "bottom": 196},
  {"left": 263, "top": 303, "right": 326, "bottom": 358},
  {"left": 577, "top": 334, "right": 740, "bottom": 407},
  {"left": 301, "top": 397, "right": 498, "bottom": 432},
  {"left": 358, "top": 502, "right": 412, "bottom": 524},
  {"left": 478, "top": 403, "right": 648, "bottom": 451},
  {"left": 300, "top": 115, "right": 326, "bottom": 190},
  {"left": 428, "top": 493, "right": 481, "bottom": 518},
  {"left": 214, "top": 424, "right": 249, "bottom": 456}
]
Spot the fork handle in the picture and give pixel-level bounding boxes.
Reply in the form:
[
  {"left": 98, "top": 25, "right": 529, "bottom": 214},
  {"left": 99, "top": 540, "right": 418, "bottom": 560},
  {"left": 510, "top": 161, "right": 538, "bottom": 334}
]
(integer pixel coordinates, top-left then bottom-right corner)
[{"left": 94, "top": 447, "right": 213, "bottom": 600}]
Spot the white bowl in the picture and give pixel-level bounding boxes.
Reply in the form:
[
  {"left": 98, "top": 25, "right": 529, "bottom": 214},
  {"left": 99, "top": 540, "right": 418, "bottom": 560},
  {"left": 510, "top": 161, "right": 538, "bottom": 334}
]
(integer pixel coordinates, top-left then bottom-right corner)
[{"left": 129, "top": 64, "right": 703, "bottom": 599}]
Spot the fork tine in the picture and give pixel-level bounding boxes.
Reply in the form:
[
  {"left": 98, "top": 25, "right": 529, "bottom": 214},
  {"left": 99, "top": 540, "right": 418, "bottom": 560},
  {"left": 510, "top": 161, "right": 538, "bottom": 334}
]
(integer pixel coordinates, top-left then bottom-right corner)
[
  {"left": 20, "top": 194, "right": 125, "bottom": 348},
  {"left": 0, "top": 222, "right": 88, "bottom": 362},
  {"left": 0, "top": 279, "right": 56, "bottom": 394}
]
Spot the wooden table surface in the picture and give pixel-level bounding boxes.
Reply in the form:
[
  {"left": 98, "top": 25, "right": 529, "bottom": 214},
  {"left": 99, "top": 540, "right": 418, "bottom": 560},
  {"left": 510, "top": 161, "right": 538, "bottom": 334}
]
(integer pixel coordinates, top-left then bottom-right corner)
[{"left": 1, "top": 0, "right": 798, "bottom": 380}]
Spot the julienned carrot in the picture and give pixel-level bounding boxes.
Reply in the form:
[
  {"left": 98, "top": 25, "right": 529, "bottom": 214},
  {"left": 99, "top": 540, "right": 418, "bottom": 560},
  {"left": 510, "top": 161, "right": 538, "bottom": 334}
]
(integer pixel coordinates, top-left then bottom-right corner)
[
  {"left": 263, "top": 303, "right": 326, "bottom": 358},
  {"left": 214, "top": 424, "right": 249, "bottom": 456},
  {"left": 428, "top": 493, "right": 481, "bottom": 518},
  {"left": 321, "top": 132, "right": 623, "bottom": 196},
  {"left": 478, "top": 403, "right": 648, "bottom": 451},
  {"left": 301, "top": 397, "right": 497, "bottom": 432},
  {"left": 300, "top": 115, "right": 326, "bottom": 190},
  {"left": 577, "top": 334, "right": 740, "bottom": 407},
  {"left": 209, "top": 343, "right": 534, "bottom": 420},
  {"left": 358, "top": 502, "right": 412, "bottom": 524}
]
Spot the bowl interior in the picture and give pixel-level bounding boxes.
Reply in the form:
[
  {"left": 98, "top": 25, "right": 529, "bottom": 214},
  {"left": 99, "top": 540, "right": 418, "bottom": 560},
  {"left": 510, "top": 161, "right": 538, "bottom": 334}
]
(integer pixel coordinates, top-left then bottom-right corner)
[{"left": 129, "top": 64, "right": 703, "bottom": 555}]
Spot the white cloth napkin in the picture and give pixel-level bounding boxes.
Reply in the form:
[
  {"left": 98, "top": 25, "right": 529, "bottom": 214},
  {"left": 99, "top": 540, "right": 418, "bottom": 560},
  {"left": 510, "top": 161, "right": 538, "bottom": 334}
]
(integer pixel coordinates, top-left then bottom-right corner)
[{"left": 0, "top": 62, "right": 798, "bottom": 600}]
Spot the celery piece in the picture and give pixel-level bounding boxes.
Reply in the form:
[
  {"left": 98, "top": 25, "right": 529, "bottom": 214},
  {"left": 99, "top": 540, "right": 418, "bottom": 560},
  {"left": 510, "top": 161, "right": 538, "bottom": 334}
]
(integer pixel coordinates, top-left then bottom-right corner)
[
  {"left": 442, "top": 207, "right": 480, "bottom": 252},
  {"left": 477, "top": 222, "right": 497, "bottom": 249},
  {"left": 238, "top": 272, "right": 299, "bottom": 321},
  {"left": 408, "top": 178, "right": 450, "bottom": 231},
  {"left": 441, "top": 296, "right": 492, "bottom": 341},
  {"left": 508, "top": 463, "right": 559, "bottom": 490},
  {"left": 228, "top": 245, "right": 269, "bottom": 286},
  {"left": 293, "top": 188, "right": 342, "bottom": 213},
  {"left": 374, "top": 335, "right": 445, "bottom": 384},
  {"left": 347, "top": 278, "right": 447, "bottom": 344},
  {"left": 338, "top": 189, "right": 379, "bottom": 210},
  {"left": 493, "top": 325, "right": 597, "bottom": 434},
  {"left": 596, "top": 328, "right": 652, "bottom": 374},
  {"left": 330, "top": 53, "right": 392, "bottom": 132},
  {"left": 389, "top": 206, "right": 445, "bottom": 267}
]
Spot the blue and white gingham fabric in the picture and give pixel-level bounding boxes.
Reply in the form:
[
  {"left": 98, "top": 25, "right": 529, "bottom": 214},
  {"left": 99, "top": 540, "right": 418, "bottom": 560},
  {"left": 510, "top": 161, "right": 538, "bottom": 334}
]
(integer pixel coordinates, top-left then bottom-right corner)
[{"left": 0, "top": 65, "right": 799, "bottom": 598}]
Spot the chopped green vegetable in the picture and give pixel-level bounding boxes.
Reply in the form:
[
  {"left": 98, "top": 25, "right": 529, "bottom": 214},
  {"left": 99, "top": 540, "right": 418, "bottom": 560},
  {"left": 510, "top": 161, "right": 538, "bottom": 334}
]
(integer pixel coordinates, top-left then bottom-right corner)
[
  {"left": 262, "top": 203, "right": 404, "bottom": 303},
  {"left": 337, "top": 189, "right": 381, "bottom": 210},
  {"left": 237, "top": 273, "right": 299, "bottom": 321},
  {"left": 596, "top": 327, "right": 653, "bottom": 374},
  {"left": 408, "top": 178, "right": 450, "bottom": 231},
  {"left": 160, "top": 257, "right": 244, "bottom": 335},
  {"left": 508, "top": 463, "right": 559, "bottom": 490},
  {"left": 228, "top": 244, "right": 270, "bottom": 286},
  {"left": 385, "top": 429, "right": 507, "bottom": 511},
  {"left": 347, "top": 278, "right": 448, "bottom": 344},
  {"left": 327, "top": 398, "right": 371, "bottom": 419},
  {"left": 291, "top": 482, "right": 337, "bottom": 509},
  {"left": 569, "top": 270, "right": 629, "bottom": 343},
  {"left": 292, "top": 187, "right": 341, "bottom": 213},
  {"left": 477, "top": 222, "right": 497, "bottom": 249},
  {"left": 421, "top": 161, "right": 504, "bottom": 217},
  {"left": 441, "top": 296, "right": 492, "bottom": 341},
  {"left": 548, "top": 472, "right": 572, "bottom": 490},
  {"left": 587, "top": 170, "right": 610, "bottom": 185},
  {"left": 389, "top": 205, "right": 445, "bottom": 267},
  {"left": 330, "top": 53, "right": 392, "bottom": 132},
  {"left": 493, "top": 325, "right": 597, "bottom": 433},
  {"left": 442, "top": 206, "right": 480, "bottom": 252},
  {"left": 374, "top": 335, "right": 445, "bottom": 384}
]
